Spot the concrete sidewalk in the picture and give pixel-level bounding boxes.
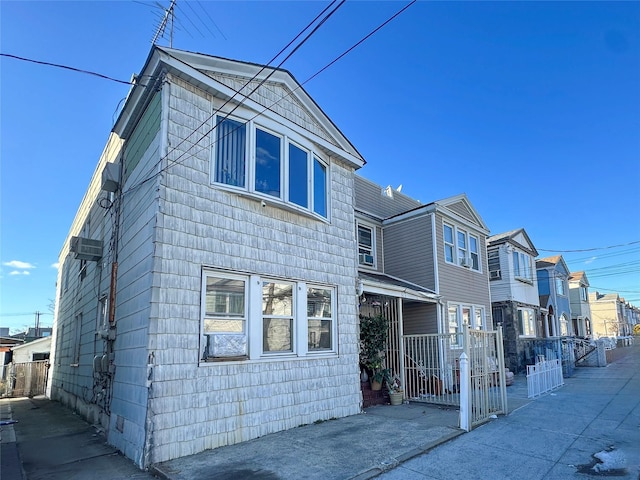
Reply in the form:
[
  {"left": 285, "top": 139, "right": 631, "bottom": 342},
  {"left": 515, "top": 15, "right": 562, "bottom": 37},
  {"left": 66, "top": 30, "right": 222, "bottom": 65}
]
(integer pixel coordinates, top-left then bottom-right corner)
[
  {"left": 378, "top": 344, "right": 640, "bottom": 480},
  {"left": 4, "top": 346, "right": 636, "bottom": 480}
]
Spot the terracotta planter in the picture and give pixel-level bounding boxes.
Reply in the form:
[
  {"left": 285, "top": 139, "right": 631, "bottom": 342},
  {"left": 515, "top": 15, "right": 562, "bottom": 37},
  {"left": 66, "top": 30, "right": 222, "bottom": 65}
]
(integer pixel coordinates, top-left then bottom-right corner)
[
  {"left": 371, "top": 380, "right": 382, "bottom": 391},
  {"left": 389, "top": 391, "right": 403, "bottom": 406}
]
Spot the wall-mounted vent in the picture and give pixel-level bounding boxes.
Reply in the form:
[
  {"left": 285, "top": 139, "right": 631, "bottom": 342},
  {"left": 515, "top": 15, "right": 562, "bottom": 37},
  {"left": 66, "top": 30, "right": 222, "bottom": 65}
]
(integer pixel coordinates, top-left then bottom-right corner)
[{"left": 70, "top": 237, "right": 103, "bottom": 261}]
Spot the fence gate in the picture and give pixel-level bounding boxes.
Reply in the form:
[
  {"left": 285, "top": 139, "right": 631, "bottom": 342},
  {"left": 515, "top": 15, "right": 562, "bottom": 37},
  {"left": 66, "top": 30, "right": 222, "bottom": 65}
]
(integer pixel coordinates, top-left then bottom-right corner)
[
  {"left": 7, "top": 361, "right": 49, "bottom": 397},
  {"left": 403, "top": 326, "right": 508, "bottom": 430}
]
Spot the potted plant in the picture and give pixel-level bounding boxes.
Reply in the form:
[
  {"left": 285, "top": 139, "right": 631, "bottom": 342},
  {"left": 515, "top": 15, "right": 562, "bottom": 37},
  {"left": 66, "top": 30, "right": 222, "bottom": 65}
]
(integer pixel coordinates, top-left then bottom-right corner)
[
  {"left": 359, "top": 313, "right": 390, "bottom": 390},
  {"left": 388, "top": 374, "right": 404, "bottom": 406}
]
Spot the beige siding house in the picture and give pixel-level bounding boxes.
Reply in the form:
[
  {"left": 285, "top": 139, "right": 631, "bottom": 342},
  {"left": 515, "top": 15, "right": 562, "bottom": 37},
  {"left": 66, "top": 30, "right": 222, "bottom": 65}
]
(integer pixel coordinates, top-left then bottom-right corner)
[
  {"left": 354, "top": 176, "right": 492, "bottom": 392},
  {"left": 49, "top": 46, "right": 365, "bottom": 468}
]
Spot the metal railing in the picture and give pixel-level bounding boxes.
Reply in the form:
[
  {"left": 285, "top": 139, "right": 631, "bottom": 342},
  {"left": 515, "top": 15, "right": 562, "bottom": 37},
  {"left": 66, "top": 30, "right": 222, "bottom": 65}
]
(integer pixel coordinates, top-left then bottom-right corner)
[{"left": 403, "top": 326, "right": 508, "bottom": 429}]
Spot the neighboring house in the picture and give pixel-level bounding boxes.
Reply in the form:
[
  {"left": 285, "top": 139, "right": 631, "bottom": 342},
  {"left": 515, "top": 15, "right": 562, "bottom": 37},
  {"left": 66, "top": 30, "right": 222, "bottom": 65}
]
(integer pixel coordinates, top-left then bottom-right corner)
[
  {"left": 0, "top": 336, "right": 23, "bottom": 384},
  {"left": 487, "top": 228, "right": 542, "bottom": 373},
  {"left": 11, "top": 336, "right": 52, "bottom": 363},
  {"left": 354, "top": 176, "right": 492, "bottom": 388},
  {"left": 568, "top": 271, "right": 592, "bottom": 338},
  {"left": 536, "top": 256, "right": 572, "bottom": 337},
  {"left": 589, "top": 292, "right": 626, "bottom": 338},
  {"left": 49, "top": 46, "right": 365, "bottom": 468}
]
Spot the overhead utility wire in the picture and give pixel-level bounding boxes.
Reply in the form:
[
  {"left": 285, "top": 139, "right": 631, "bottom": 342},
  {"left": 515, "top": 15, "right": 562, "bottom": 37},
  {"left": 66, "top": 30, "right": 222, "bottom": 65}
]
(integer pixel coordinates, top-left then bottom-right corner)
[
  {"left": 124, "top": 0, "right": 344, "bottom": 194},
  {"left": 126, "top": 1, "right": 415, "bottom": 195},
  {"left": 159, "top": 0, "right": 345, "bottom": 175},
  {"left": 0, "top": 53, "right": 137, "bottom": 86},
  {"left": 537, "top": 240, "right": 640, "bottom": 253}
]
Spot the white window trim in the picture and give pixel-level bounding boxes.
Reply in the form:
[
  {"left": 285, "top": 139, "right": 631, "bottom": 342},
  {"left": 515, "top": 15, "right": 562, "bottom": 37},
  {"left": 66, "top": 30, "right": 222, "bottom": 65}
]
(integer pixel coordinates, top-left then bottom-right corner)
[
  {"left": 443, "top": 223, "right": 481, "bottom": 272},
  {"left": 210, "top": 113, "right": 331, "bottom": 221},
  {"left": 447, "top": 303, "right": 486, "bottom": 348},
  {"left": 357, "top": 222, "right": 376, "bottom": 268},
  {"left": 201, "top": 269, "right": 338, "bottom": 363},
  {"left": 518, "top": 307, "right": 536, "bottom": 338}
]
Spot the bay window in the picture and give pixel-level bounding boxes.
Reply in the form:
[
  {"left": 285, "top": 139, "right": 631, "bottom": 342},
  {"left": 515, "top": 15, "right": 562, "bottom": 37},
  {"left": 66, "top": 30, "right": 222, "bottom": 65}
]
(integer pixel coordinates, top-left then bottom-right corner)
[
  {"left": 212, "top": 115, "right": 329, "bottom": 218},
  {"left": 255, "top": 128, "right": 281, "bottom": 197},
  {"left": 214, "top": 117, "right": 246, "bottom": 187}
]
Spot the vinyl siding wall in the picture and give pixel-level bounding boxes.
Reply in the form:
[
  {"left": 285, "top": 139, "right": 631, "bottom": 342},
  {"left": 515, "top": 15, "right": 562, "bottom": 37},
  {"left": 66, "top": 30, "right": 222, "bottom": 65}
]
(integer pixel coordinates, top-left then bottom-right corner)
[
  {"left": 383, "top": 215, "right": 435, "bottom": 290},
  {"left": 434, "top": 213, "right": 492, "bottom": 327},
  {"left": 50, "top": 134, "right": 124, "bottom": 432}
]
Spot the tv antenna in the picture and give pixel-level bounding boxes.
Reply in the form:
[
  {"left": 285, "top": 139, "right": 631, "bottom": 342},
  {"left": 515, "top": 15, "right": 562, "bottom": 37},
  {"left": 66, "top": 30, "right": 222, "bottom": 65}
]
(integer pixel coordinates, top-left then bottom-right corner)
[{"left": 152, "top": 0, "right": 177, "bottom": 47}]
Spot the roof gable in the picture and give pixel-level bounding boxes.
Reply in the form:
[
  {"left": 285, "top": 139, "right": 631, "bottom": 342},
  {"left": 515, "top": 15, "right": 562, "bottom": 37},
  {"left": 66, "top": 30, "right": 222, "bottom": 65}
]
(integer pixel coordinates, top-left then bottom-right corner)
[
  {"left": 435, "top": 194, "right": 489, "bottom": 233},
  {"left": 536, "top": 255, "right": 570, "bottom": 276},
  {"left": 487, "top": 228, "right": 538, "bottom": 256},
  {"left": 114, "top": 46, "right": 365, "bottom": 169}
]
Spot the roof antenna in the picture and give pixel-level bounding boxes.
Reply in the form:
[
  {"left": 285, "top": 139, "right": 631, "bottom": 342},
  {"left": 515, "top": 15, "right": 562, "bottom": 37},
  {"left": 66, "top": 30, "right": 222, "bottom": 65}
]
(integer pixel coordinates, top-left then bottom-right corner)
[{"left": 152, "top": 0, "right": 177, "bottom": 47}]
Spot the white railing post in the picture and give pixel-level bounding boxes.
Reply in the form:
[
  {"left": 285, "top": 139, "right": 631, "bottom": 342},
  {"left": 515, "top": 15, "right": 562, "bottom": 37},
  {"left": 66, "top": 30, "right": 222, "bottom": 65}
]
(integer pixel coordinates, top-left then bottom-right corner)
[{"left": 459, "top": 352, "right": 471, "bottom": 431}]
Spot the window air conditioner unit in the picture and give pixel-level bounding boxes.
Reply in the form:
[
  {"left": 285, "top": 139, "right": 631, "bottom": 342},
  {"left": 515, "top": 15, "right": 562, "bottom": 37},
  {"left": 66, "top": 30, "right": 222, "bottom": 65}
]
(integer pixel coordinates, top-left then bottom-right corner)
[
  {"left": 490, "top": 269, "right": 501, "bottom": 280},
  {"left": 207, "top": 334, "right": 247, "bottom": 358},
  {"left": 101, "top": 163, "right": 121, "bottom": 193},
  {"left": 70, "top": 237, "right": 103, "bottom": 262},
  {"left": 461, "top": 257, "right": 472, "bottom": 268},
  {"left": 359, "top": 253, "right": 374, "bottom": 266}
]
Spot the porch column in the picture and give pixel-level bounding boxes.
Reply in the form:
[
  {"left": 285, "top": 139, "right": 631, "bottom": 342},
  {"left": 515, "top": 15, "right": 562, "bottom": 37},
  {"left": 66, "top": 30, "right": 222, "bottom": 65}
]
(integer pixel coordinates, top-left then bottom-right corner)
[
  {"left": 543, "top": 312, "right": 550, "bottom": 337},
  {"left": 397, "top": 297, "right": 405, "bottom": 400}
]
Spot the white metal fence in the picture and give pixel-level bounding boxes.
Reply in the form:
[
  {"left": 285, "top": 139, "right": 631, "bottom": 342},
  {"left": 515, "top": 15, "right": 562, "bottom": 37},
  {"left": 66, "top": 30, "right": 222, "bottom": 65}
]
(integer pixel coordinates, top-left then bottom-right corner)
[
  {"left": 403, "top": 326, "right": 508, "bottom": 429},
  {"left": 526, "top": 356, "right": 563, "bottom": 398}
]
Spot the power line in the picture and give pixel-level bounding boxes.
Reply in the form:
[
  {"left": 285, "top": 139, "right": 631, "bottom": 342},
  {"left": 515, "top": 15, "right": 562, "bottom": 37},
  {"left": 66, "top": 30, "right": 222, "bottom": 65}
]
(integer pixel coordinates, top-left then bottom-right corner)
[
  {"left": 0, "top": 53, "right": 136, "bottom": 85},
  {"left": 124, "top": 1, "right": 415, "bottom": 196},
  {"left": 124, "top": 0, "right": 345, "bottom": 195},
  {"left": 537, "top": 240, "right": 640, "bottom": 253}
]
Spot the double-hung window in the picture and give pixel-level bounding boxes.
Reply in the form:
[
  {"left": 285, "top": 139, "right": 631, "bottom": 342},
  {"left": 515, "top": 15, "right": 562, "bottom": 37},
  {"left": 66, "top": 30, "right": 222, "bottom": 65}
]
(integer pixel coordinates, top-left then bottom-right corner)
[
  {"left": 262, "top": 280, "right": 294, "bottom": 354},
  {"left": 212, "top": 116, "right": 329, "bottom": 218},
  {"left": 513, "top": 251, "right": 532, "bottom": 282},
  {"left": 518, "top": 307, "right": 536, "bottom": 337},
  {"left": 556, "top": 277, "right": 566, "bottom": 296},
  {"left": 357, "top": 224, "right": 375, "bottom": 267},
  {"left": 204, "top": 274, "right": 248, "bottom": 357},
  {"left": 443, "top": 223, "right": 480, "bottom": 271},
  {"left": 307, "top": 286, "right": 333, "bottom": 351},
  {"left": 444, "top": 225, "right": 454, "bottom": 263},
  {"left": 580, "top": 286, "right": 588, "bottom": 301},
  {"left": 488, "top": 250, "right": 501, "bottom": 280}
]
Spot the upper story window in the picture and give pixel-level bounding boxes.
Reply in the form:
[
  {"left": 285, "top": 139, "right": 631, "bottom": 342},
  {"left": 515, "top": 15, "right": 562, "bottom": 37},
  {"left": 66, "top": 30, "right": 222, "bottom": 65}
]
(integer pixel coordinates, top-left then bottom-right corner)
[
  {"left": 443, "top": 223, "right": 480, "bottom": 271},
  {"left": 513, "top": 251, "right": 532, "bottom": 282},
  {"left": 212, "top": 115, "right": 329, "bottom": 218},
  {"left": 580, "top": 286, "right": 588, "bottom": 301},
  {"left": 357, "top": 224, "right": 375, "bottom": 267},
  {"left": 556, "top": 277, "right": 566, "bottom": 296},
  {"left": 488, "top": 249, "right": 501, "bottom": 280}
]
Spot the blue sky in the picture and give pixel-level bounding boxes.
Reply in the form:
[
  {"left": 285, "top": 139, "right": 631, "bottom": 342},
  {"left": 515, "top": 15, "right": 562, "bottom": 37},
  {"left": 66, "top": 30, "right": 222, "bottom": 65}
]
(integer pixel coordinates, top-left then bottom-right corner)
[{"left": 1, "top": 1, "right": 639, "bottom": 333}]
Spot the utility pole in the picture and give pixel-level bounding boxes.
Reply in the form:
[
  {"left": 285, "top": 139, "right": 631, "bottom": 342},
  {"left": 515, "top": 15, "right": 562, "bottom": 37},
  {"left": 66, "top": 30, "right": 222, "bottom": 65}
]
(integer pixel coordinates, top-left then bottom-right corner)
[{"left": 34, "top": 311, "right": 40, "bottom": 337}]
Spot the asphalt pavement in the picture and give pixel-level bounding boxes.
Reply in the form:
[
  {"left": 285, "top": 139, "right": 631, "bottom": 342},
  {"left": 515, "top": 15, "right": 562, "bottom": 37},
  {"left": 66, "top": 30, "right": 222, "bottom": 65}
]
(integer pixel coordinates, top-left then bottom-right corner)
[{"left": 1, "top": 343, "right": 637, "bottom": 480}]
